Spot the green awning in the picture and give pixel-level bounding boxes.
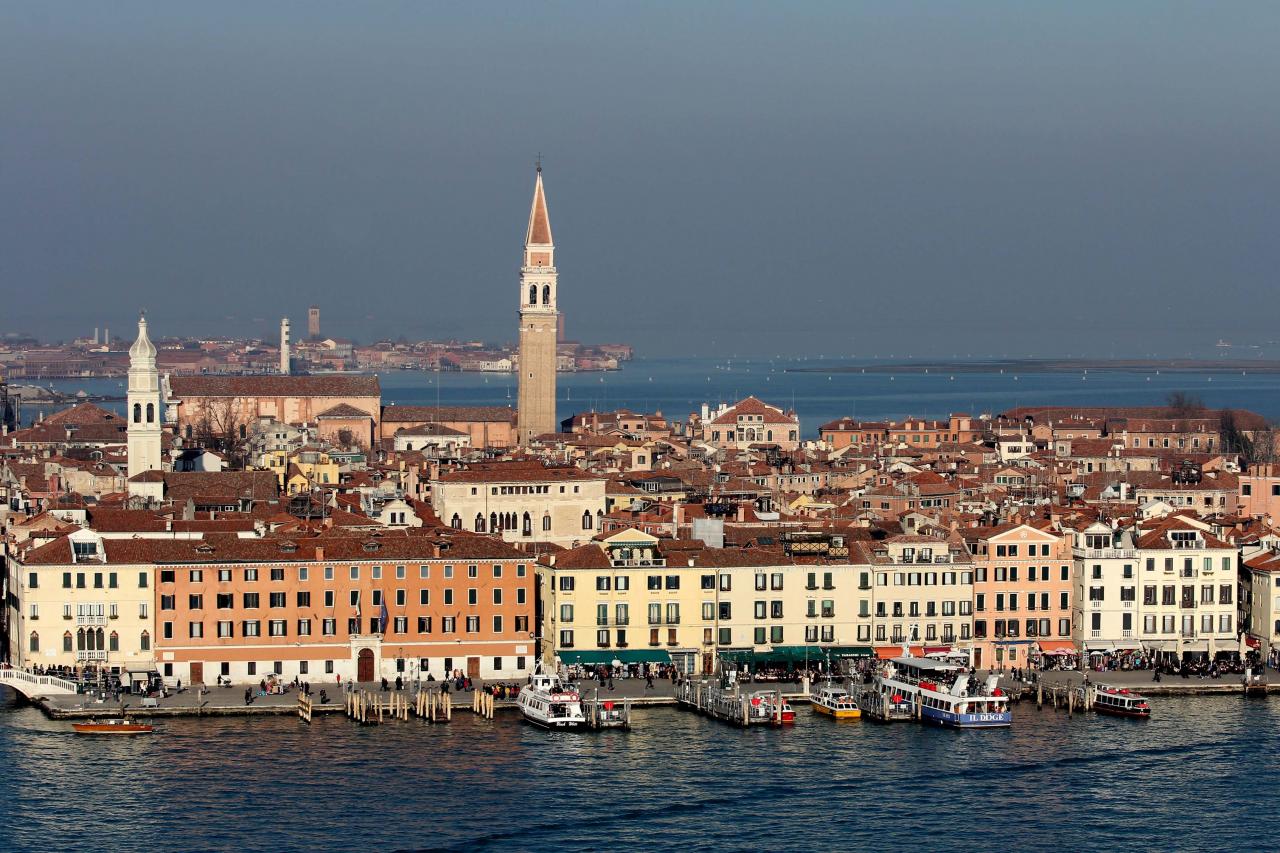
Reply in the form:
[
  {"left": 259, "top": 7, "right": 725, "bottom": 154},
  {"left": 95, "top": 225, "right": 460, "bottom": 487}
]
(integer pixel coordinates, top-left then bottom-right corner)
[
  {"left": 556, "top": 650, "right": 672, "bottom": 666},
  {"left": 826, "top": 645, "right": 874, "bottom": 658},
  {"left": 719, "top": 646, "right": 872, "bottom": 666}
]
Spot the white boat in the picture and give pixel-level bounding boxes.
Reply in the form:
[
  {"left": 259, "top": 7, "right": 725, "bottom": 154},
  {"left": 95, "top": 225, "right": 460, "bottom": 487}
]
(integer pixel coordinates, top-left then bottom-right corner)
[
  {"left": 516, "top": 668, "right": 587, "bottom": 729},
  {"left": 810, "top": 683, "right": 862, "bottom": 719},
  {"left": 871, "top": 656, "right": 1011, "bottom": 729}
]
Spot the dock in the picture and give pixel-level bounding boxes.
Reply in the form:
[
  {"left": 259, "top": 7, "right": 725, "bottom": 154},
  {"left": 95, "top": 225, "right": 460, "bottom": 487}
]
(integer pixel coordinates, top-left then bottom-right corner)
[{"left": 675, "top": 679, "right": 791, "bottom": 726}]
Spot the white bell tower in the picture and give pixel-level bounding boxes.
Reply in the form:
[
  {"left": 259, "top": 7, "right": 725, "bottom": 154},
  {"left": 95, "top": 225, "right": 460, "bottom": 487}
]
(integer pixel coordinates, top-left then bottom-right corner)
[{"left": 127, "top": 314, "right": 164, "bottom": 481}]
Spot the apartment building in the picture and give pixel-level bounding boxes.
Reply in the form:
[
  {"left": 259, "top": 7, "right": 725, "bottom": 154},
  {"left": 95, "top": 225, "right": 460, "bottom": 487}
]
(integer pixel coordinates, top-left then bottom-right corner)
[
  {"left": 11, "top": 528, "right": 155, "bottom": 672},
  {"left": 538, "top": 529, "right": 876, "bottom": 675},
  {"left": 964, "top": 523, "right": 1074, "bottom": 670},
  {"left": 865, "top": 534, "right": 974, "bottom": 656},
  {"left": 1072, "top": 516, "right": 1238, "bottom": 660}
]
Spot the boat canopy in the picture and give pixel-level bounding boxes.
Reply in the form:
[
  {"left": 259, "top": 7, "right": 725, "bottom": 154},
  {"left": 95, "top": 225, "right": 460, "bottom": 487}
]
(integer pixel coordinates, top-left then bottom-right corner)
[{"left": 557, "top": 650, "right": 671, "bottom": 666}]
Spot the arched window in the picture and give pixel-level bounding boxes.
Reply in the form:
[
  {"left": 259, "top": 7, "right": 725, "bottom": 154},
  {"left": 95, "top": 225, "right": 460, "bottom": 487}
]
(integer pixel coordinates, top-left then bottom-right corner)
[
  {"left": 29, "top": 632, "right": 39, "bottom": 653},
  {"left": 140, "top": 631, "right": 151, "bottom": 652},
  {"left": 767, "top": 430, "right": 773, "bottom": 442},
  {"left": 451, "top": 514, "right": 461, "bottom": 529},
  {"left": 185, "top": 424, "right": 193, "bottom": 439},
  {"left": 146, "top": 403, "right": 155, "bottom": 423},
  {"left": 582, "top": 510, "right": 593, "bottom": 531},
  {"left": 474, "top": 513, "right": 485, "bottom": 532},
  {"left": 62, "top": 632, "right": 73, "bottom": 653},
  {"left": 542, "top": 514, "right": 551, "bottom": 531},
  {"left": 522, "top": 512, "right": 532, "bottom": 537},
  {"left": 529, "top": 285, "right": 537, "bottom": 305},
  {"left": 109, "top": 631, "right": 119, "bottom": 652},
  {"left": 76, "top": 628, "right": 86, "bottom": 651},
  {"left": 133, "top": 403, "right": 142, "bottom": 423},
  {"left": 490, "top": 512, "right": 498, "bottom": 531},
  {"left": 542, "top": 284, "right": 551, "bottom": 304}
]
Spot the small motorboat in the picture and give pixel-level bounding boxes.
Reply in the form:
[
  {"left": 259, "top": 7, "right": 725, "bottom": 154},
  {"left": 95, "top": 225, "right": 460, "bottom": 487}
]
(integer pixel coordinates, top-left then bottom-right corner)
[
  {"left": 73, "top": 718, "right": 154, "bottom": 735},
  {"left": 1092, "top": 686, "right": 1151, "bottom": 718},
  {"left": 810, "top": 683, "right": 862, "bottom": 719},
  {"left": 751, "top": 691, "right": 795, "bottom": 725}
]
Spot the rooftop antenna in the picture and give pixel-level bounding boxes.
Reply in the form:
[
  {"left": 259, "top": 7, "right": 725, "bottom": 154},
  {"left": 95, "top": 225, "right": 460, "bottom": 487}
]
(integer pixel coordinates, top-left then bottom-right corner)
[{"left": 536, "top": 153, "right": 542, "bottom": 173}]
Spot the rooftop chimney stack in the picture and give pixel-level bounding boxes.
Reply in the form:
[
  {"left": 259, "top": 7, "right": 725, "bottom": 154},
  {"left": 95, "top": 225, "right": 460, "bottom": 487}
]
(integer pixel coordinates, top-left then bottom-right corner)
[{"left": 280, "top": 318, "right": 291, "bottom": 374}]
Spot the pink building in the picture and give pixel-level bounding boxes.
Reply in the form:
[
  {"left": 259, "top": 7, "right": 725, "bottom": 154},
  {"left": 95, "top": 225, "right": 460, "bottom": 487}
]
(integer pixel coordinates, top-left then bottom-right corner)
[{"left": 964, "top": 522, "right": 1075, "bottom": 670}]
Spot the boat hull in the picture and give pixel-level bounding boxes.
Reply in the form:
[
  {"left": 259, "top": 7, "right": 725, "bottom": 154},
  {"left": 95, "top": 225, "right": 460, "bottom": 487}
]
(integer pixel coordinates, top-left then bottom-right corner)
[
  {"left": 812, "top": 703, "right": 862, "bottom": 719},
  {"left": 72, "top": 723, "right": 153, "bottom": 735},
  {"left": 1093, "top": 704, "right": 1150, "bottom": 718},
  {"left": 922, "top": 706, "right": 1012, "bottom": 728}
]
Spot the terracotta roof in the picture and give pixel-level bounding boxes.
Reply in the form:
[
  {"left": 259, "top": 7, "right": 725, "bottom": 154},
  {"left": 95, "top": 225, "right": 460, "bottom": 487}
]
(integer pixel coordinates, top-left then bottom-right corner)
[
  {"left": 436, "top": 463, "right": 600, "bottom": 484},
  {"left": 169, "top": 375, "right": 380, "bottom": 398},
  {"left": 316, "top": 403, "right": 374, "bottom": 419},
  {"left": 381, "top": 405, "right": 516, "bottom": 424}
]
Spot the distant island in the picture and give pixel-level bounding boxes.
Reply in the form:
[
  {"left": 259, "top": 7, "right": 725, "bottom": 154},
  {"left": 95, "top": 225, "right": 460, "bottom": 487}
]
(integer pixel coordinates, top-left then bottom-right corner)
[{"left": 786, "top": 358, "right": 1280, "bottom": 374}]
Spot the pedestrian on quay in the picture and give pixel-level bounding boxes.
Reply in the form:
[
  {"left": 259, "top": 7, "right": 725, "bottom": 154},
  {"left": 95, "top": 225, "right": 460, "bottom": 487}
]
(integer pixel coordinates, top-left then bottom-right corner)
[
  {"left": 645, "top": 672, "right": 654, "bottom": 690},
  {"left": 244, "top": 687, "right": 253, "bottom": 706}
]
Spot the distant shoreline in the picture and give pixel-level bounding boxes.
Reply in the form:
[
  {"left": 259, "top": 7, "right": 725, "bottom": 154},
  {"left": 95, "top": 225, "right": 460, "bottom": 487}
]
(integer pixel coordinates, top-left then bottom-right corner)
[{"left": 785, "top": 358, "right": 1280, "bottom": 375}]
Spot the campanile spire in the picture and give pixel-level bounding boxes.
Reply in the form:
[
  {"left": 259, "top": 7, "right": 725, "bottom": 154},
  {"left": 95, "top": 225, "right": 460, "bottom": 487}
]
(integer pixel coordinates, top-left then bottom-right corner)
[{"left": 517, "top": 164, "right": 559, "bottom": 444}]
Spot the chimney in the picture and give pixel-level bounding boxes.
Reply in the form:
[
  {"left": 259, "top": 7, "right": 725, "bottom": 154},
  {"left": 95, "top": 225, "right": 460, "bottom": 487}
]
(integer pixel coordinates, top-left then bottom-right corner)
[{"left": 315, "top": 545, "right": 324, "bottom": 562}]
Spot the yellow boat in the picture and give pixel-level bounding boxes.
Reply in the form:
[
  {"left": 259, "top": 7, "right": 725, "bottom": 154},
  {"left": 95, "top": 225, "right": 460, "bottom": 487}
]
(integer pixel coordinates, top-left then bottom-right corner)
[{"left": 810, "top": 684, "right": 862, "bottom": 719}]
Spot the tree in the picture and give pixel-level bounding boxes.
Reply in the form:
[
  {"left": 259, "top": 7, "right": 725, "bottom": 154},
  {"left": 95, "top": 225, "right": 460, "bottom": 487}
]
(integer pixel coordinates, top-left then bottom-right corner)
[
  {"left": 191, "top": 397, "right": 249, "bottom": 468},
  {"left": 1166, "top": 391, "right": 1205, "bottom": 418},
  {"left": 1220, "top": 410, "right": 1279, "bottom": 468}
]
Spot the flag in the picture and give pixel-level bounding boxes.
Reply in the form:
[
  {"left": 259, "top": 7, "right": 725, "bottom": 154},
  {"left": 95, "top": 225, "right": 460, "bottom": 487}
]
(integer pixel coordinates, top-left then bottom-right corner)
[{"left": 379, "top": 600, "right": 388, "bottom": 634}]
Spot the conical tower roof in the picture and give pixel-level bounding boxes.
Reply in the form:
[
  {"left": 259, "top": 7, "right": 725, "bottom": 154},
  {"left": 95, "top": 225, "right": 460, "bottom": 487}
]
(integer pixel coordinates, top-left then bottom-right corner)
[{"left": 525, "top": 166, "right": 553, "bottom": 246}]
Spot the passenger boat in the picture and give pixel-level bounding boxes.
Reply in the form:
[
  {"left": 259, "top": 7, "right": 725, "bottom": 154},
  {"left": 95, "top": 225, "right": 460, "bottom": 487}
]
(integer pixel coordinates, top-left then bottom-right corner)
[
  {"left": 810, "top": 683, "right": 862, "bottom": 719},
  {"left": 1092, "top": 686, "right": 1151, "bottom": 718},
  {"left": 751, "top": 691, "right": 795, "bottom": 724},
  {"left": 516, "top": 668, "right": 587, "bottom": 729},
  {"left": 871, "top": 656, "right": 1011, "bottom": 729},
  {"left": 72, "top": 718, "right": 153, "bottom": 735}
]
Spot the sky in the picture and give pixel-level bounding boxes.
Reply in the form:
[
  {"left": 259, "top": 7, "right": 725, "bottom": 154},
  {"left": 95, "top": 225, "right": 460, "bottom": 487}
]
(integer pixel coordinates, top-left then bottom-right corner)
[{"left": 2, "top": 3, "right": 1278, "bottom": 357}]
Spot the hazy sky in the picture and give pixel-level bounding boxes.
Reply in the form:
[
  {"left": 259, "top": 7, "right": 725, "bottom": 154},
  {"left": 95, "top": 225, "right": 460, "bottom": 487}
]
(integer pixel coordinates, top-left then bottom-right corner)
[{"left": 3, "top": 3, "right": 1277, "bottom": 357}]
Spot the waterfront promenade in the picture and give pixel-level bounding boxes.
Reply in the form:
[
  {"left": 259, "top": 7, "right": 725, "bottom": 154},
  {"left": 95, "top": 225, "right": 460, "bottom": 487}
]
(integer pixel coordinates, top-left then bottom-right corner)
[{"left": 18, "top": 664, "right": 1276, "bottom": 720}]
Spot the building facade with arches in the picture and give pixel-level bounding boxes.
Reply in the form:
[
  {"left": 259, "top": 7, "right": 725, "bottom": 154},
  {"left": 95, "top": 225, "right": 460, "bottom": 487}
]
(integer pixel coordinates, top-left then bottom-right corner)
[{"left": 432, "top": 461, "right": 607, "bottom": 548}]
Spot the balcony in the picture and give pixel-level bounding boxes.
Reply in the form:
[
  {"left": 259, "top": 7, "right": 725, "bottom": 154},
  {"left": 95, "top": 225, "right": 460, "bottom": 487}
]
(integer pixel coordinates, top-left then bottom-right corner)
[
  {"left": 1077, "top": 548, "right": 1137, "bottom": 560},
  {"left": 611, "top": 558, "right": 665, "bottom": 568},
  {"left": 75, "top": 650, "right": 107, "bottom": 662},
  {"left": 76, "top": 615, "right": 107, "bottom": 627}
]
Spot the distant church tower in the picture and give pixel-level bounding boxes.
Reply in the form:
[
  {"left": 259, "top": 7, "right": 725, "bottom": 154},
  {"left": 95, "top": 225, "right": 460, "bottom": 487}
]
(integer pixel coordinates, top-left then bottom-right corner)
[
  {"left": 517, "top": 163, "right": 559, "bottom": 444},
  {"left": 279, "top": 318, "right": 291, "bottom": 374},
  {"left": 127, "top": 314, "right": 164, "bottom": 481}
]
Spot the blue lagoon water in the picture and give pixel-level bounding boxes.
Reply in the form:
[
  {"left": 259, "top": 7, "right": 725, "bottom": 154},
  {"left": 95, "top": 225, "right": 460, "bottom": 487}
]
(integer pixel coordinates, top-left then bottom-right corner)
[
  {"left": 29, "top": 357, "right": 1280, "bottom": 436},
  {"left": 0, "top": 693, "right": 1276, "bottom": 852}
]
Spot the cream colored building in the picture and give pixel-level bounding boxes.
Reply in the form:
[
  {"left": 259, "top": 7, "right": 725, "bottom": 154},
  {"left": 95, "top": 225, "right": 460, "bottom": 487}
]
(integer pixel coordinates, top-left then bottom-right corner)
[
  {"left": 10, "top": 528, "right": 156, "bottom": 672},
  {"left": 432, "top": 461, "right": 606, "bottom": 548},
  {"left": 538, "top": 529, "right": 879, "bottom": 674},
  {"left": 866, "top": 534, "right": 975, "bottom": 652}
]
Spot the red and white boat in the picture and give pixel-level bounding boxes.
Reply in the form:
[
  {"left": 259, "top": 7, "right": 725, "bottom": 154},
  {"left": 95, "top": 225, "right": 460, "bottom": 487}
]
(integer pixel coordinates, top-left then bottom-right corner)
[
  {"left": 73, "top": 718, "right": 154, "bottom": 735},
  {"left": 1092, "top": 686, "right": 1151, "bottom": 718},
  {"left": 751, "top": 691, "right": 795, "bottom": 725}
]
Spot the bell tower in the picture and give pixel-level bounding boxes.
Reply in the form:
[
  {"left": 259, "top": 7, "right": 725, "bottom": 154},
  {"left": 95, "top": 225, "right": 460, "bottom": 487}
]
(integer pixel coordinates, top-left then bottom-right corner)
[
  {"left": 517, "top": 163, "right": 559, "bottom": 444},
  {"left": 127, "top": 314, "right": 164, "bottom": 481}
]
